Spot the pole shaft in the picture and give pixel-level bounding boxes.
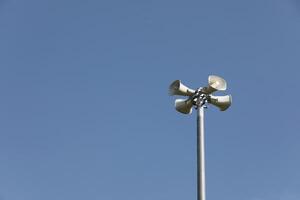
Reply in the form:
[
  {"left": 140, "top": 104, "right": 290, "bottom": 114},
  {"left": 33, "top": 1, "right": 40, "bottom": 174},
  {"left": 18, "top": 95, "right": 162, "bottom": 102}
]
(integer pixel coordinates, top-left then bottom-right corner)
[{"left": 197, "top": 106, "right": 206, "bottom": 200}]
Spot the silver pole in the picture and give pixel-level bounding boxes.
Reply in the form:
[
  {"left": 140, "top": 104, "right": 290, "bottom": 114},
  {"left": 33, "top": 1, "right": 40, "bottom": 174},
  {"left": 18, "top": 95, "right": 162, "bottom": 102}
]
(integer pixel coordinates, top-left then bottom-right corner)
[{"left": 197, "top": 106, "right": 206, "bottom": 200}]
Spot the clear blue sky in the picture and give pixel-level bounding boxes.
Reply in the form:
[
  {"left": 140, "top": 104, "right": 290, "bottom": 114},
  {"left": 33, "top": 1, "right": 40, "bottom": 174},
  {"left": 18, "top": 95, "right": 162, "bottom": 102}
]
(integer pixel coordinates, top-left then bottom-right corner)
[{"left": 0, "top": 0, "right": 299, "bottom": 199}]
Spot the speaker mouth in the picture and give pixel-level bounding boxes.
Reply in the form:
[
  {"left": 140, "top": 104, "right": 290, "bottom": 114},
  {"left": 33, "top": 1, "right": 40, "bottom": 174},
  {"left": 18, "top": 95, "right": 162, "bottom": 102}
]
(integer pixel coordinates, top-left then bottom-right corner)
[
  {"left": 170, "top": 80, "right": 180, "bottom": 89},
  {"left": 169, "top": 80, "right": 180, "bottom": 95},
  {"left": 208, "top": 75, "right": 227, "bottom": 91}
]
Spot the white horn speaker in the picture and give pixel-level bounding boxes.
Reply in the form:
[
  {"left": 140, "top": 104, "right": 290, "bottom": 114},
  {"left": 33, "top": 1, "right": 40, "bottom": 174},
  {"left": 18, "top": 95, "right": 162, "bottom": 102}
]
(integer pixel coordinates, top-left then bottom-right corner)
[
  {"left": 209, "top": 95, "right": 232, "bottom": 111},
  {"left": 175, "top": 98, "right": 194, "bottom": 114},
  {"left": 202, "top": 75, "right": 227, "bottom": 94},
  {"left": 169, "top": 80, "right": 195, "bottom": 96}
]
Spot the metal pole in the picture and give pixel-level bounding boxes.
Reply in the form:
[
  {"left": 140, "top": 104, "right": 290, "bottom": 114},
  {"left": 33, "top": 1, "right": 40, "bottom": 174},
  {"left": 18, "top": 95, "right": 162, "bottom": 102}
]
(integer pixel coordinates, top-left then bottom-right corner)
[{"left": 197, "top": 106, "right": 206, "bottom": 200}]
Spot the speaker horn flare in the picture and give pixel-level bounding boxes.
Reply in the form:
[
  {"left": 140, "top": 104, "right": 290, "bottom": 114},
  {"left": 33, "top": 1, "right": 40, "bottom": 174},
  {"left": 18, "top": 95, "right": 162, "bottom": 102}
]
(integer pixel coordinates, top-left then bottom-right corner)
[
  {"left": 202, "top": 75, "right": 227, "bottom": 94},
  {"left": 175, "top": 98, "right": 194, "bottom": 114},
  {"left": 209, "top": 95, "right": 232, "bottom": 111},
  {"left": 169, "top": 80, "right": 195, "bottom": 96}
]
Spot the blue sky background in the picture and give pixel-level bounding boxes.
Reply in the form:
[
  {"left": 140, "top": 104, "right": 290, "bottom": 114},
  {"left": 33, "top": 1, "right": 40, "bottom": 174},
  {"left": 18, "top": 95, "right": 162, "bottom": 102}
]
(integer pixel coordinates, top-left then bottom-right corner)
[{"left": 0, "top": 0, "right": 300, "bottom": 199}]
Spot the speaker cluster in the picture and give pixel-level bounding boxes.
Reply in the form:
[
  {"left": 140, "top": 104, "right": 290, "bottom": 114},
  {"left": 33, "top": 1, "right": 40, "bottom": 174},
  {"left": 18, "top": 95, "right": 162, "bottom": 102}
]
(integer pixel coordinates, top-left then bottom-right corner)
[{"left": 169, "top": 75, "right": 232, "bottom": 114}]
